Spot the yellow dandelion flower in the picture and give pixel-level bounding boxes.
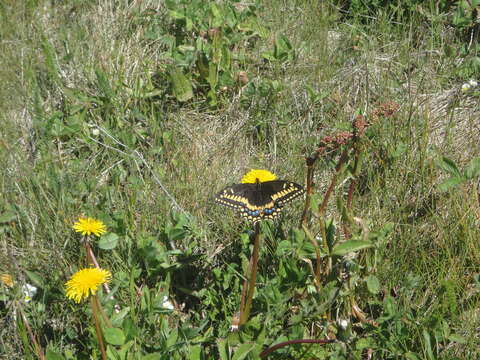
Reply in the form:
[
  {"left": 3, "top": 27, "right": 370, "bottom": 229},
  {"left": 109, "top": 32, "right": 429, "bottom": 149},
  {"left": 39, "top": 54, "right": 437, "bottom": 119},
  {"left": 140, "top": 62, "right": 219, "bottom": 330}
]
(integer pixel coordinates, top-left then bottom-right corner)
[
  {"left": 65, "top": 268, "right": 111, "bottom": 303},
  {"left": 73, "top": 217, "right": 107, "bottom": 237},
  {"left": 241, "top": 169, "right": 277, "bottom": 184},
  {"left": 0, "top": 274, "right": 14, "bottom": 287}
]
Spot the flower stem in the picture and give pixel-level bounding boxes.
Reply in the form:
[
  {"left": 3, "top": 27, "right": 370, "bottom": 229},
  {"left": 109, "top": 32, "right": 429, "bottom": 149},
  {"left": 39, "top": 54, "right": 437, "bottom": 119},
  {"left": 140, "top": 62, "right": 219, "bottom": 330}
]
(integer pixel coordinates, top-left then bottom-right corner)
[
  {"left": 84, "top": 238, "right": 120, "bottom": 312},
  {"left": 302, "top": 225, "right": 322, "bottom": 291},
  {"left": 239, "top": 223, "right": 261, "bottom": 325},
  {"left": 300, "top": 155, "right": 317, "bottom": 226},
  {"left": 90, "top": 295, "right": 107, "bottom": 360}
]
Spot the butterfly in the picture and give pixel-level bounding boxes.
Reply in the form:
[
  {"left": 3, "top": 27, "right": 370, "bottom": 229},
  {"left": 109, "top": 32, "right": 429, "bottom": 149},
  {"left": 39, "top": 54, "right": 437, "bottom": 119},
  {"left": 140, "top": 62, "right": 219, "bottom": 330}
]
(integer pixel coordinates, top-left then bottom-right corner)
[{"left": 215, "top": 180, "right": 305, "bottom": 223}]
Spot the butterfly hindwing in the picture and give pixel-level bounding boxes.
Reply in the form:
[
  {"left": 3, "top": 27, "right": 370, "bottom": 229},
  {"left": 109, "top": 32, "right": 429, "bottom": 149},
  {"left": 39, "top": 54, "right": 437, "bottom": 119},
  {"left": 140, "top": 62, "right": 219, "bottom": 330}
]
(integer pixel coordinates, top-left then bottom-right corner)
[{"left": 215, "top": 180, "right": 304, "bottom": 223}]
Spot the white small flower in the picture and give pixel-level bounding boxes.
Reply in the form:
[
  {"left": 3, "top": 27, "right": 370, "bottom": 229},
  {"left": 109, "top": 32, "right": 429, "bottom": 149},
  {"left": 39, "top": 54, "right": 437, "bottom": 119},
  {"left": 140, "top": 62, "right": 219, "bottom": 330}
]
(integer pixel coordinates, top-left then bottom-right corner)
[
  {"left": 22, "top": 283, "right": 37, "bottom": 303},
  {"left": 161, "top": 296, "right": 174, "bottom": 310},
  {"left": 468, "top": 79, "right": 478, "bottom": 87},
  {"left": 462, "top": 83, "right": 471, "bottom": 92},
  {"left": 338, "top": 319, "right": 349, "bottom": 330},
  {"left": 91, "top": 128, "right": 100, "bottom": 136}
]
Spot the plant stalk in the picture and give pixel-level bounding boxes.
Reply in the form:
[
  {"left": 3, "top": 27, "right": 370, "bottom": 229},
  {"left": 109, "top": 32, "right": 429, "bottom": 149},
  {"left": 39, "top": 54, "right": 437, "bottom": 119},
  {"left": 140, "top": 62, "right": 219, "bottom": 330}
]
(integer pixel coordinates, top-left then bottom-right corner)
[
  {"left": 239, "top": 223, "right": 261, "bottom": 325},
  {"left": 90, "top": 295, "right": 107, "bottom": 360}
]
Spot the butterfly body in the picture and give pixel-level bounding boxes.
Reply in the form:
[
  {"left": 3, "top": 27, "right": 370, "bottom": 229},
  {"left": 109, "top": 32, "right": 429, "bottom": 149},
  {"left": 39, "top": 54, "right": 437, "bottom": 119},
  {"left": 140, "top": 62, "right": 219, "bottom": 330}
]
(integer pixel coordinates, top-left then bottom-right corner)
[{"left": 215, "top": 180, "right": 304, "bottom": 223}]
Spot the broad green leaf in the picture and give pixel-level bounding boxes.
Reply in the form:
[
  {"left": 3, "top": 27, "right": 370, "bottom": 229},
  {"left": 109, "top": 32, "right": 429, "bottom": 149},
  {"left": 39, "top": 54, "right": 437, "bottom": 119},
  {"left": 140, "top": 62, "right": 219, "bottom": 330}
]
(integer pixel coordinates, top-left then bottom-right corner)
[
  {"left": 355, "top": 337, "right": 375, "bottom": 350},
  {"left": 166, "top": 329, "right": 178, "bottom": 347},
  {"left": 232, "top": 343, "right": 256, "bottom": 360},
  {"left": 332, "top": 240, "right": 373, "bottom": 256},
  {"left": 110, "top": 307, "right": 131, "bottom": 327},
  {"left": 0, "top": 211, "right": 16, "bottom": 223},
  {"left": 366, "top": 275, "right": 380, "bottom": 294},
  {"left": 104, "top": 327, "right": 126, "bottom": 346},
  {"left": 436, "top": 156, "right": 461, "bottom": 177},
  {"left": 98, "top": 233, "right": 119, "bottom": 250},
  {"left": 261, "top": 51, "right": 275, "bottom": 61},
  {"left": 438, "top": 176, "right": 463, "bottom": 192},
  {"left": 326, "top": 219, "right": 336, "bottom": 253},
  {"left": 464, "top": 157, "right": 480, "bottom": 179},
  {"left": 46, "top": 349, "right": 65, "bottom": 360},
  {"left": 217, "top": 338, "right": 229, "bottom": 360},
  {"left": 169, "top": 67, "right": 193, "bottom": 102},
  {"left": 208, "top": 61, "right": 218, "bottom": 88},
  {"left": 422, "top": 329, "right": 434, "bottom": 360},
  {"left": 274, "top": 35, "right": 294, "bottom": 61},
  {"left": 186, "top": 17, "right": 193, "bottom": 31},
  {"left": 141, "top": 353, "right": 163, "bottom": 360},
  {"left": 197, "top": 54, "right": 209, "bottom": 81},
  {"left": 168, "top": 228, "right": 186, "bottom": 241},
  {"left": 168, "top": 10, "right": 185, "bottom": 19},
  {"left": 188, "top": 345, "right": 202, "bottom": 360},
  {"left": 117, "top": 341, "right": 134, "bottom": 360},
  {"left": 210, "top": 3, "right": 222, "bottom": 19},
  {"left": 448, "top": 334, "right": 467, "bottom": 344},
  {"left": 25, "top": 270, "right": 44, "bottom": 288},
  {"left": 404, "top": 352, "right": 421, "bottom": 360}
]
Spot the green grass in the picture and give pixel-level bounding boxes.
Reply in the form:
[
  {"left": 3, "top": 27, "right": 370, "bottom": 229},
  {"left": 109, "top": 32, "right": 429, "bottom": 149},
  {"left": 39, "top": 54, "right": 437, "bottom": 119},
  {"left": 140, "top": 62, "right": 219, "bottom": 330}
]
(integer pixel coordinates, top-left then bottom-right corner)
[{"left": 1, "top": 0, "right": 479, "bottom": 359}]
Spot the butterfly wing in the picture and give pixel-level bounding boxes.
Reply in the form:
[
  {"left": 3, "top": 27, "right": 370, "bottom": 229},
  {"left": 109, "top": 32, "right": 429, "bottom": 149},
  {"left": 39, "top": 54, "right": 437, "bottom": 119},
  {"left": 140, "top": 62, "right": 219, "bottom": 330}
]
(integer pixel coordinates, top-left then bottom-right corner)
[
  {"left": 260, "top": 180, "right": 305, "bottom": 207},
  {"left": 215, "top": 180, "right": 304, "bottom": 223}
]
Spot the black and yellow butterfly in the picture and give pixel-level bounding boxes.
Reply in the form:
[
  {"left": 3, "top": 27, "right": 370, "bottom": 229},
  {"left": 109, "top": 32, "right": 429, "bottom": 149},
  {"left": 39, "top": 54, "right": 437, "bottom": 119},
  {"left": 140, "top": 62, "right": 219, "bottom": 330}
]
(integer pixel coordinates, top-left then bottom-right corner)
[{"left": 215, "top": 180, "right": 305, "bottom": 223}]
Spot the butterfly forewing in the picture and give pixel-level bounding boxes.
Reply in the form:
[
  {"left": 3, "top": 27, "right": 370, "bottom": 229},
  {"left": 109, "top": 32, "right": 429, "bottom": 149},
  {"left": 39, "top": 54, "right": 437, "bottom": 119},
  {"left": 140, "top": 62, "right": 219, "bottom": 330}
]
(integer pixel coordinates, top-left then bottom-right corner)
[
  {"left": 260, "top": 180, "right": 305, "bottom": 205},
  {"left": 215, "top": 180, "right": 304, "bottom": 223}
]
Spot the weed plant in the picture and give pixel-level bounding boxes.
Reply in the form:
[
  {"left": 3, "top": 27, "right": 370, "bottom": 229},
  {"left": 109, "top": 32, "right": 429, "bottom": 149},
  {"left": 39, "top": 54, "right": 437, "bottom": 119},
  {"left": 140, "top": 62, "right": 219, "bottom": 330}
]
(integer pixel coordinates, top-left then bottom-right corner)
[{"left": 0, "top": 0, "right": 479, "bottom": 359}]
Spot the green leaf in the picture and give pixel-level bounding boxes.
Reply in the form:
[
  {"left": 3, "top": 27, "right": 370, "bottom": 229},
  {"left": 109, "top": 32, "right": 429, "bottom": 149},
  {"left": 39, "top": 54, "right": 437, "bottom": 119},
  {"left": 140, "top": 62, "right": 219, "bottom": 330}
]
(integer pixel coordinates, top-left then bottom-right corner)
[
  {"left": 464, "top": 157, "right": 480, "bottom": 179},
  {"left": 25, "top": 270, "right": 44, "bottom": 288},
  {"left": 188, "top": 345, "right": 202, "bottom": 360},
  {"left": 404, "top": 352, "right": 421, "bottom": 360},
  {"left": 95, "top": 68, "right": 114, "bottom": 99},
  {"left": 46, "top": 349, "right": 65, "bottom": 360},
  {"left": 436, "top": 157, "right": 461, "bottom": 177},
  {"left": 166, "top": 329, "right": 178, "bottom": 347},
  {"left": 168, "top": 228, "right": 186, "bottom": 241},
  {"left": 169, "top": 10, "right": 185, "bottom": 20},
  {"left": 332, "top": 240, "right": 373, "bottom": 256},
  {"left": 169, "top": 67, "right": 193, "bottom": 102},
  {"left": 141, "top": 353, "right": 163, "bottom": 360},
  {"left": 104, "top": 327, "right": 126, "bottom": 346},
  {"left": 208, "top": 61, "right": 218, "bottom": 88},
  {"left": 217, "top": 338, "right": 229, "bottom": 360},
  {"left": 448, "top": 334, "right": 467, "bottom": 344},
  {"left": 365, "top": 275, "right": 380, "bottom": 294},
  {"left": 110, "top": 307, "right": 131, "bottom": 327},
  {"left": 422, "top": 329, "right": 434, "bottom": 360},
  {"left": 0, "top": 211, "right": 16, "bottom": 223},
  {"left": 355, "top": 338, "right": 375, "bottom": 350},
  {"left": 274, "top": 35, "right": 294, "bottom": 61},
  {"left": 210, "top": 3, "right": 222, "bottom": 19},
  {"left": 438, "top": 176, "right": 464, "bottom": 192},
  {"left": 325, "top": 218, "right": 336, "bottom": 253},
  {"left": 232, "top": 343, "right": 256, "bottom": 360},
  {"left": 98, "top": 233, "right": 119, "bottom": 250}
]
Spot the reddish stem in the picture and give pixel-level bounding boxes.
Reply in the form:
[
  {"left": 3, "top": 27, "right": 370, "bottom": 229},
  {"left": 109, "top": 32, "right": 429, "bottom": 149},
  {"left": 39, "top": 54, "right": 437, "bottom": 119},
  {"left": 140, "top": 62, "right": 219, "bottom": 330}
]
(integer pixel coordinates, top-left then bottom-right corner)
[{"left": 90, "top": 296, "right": 107, "bottom": 360}]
